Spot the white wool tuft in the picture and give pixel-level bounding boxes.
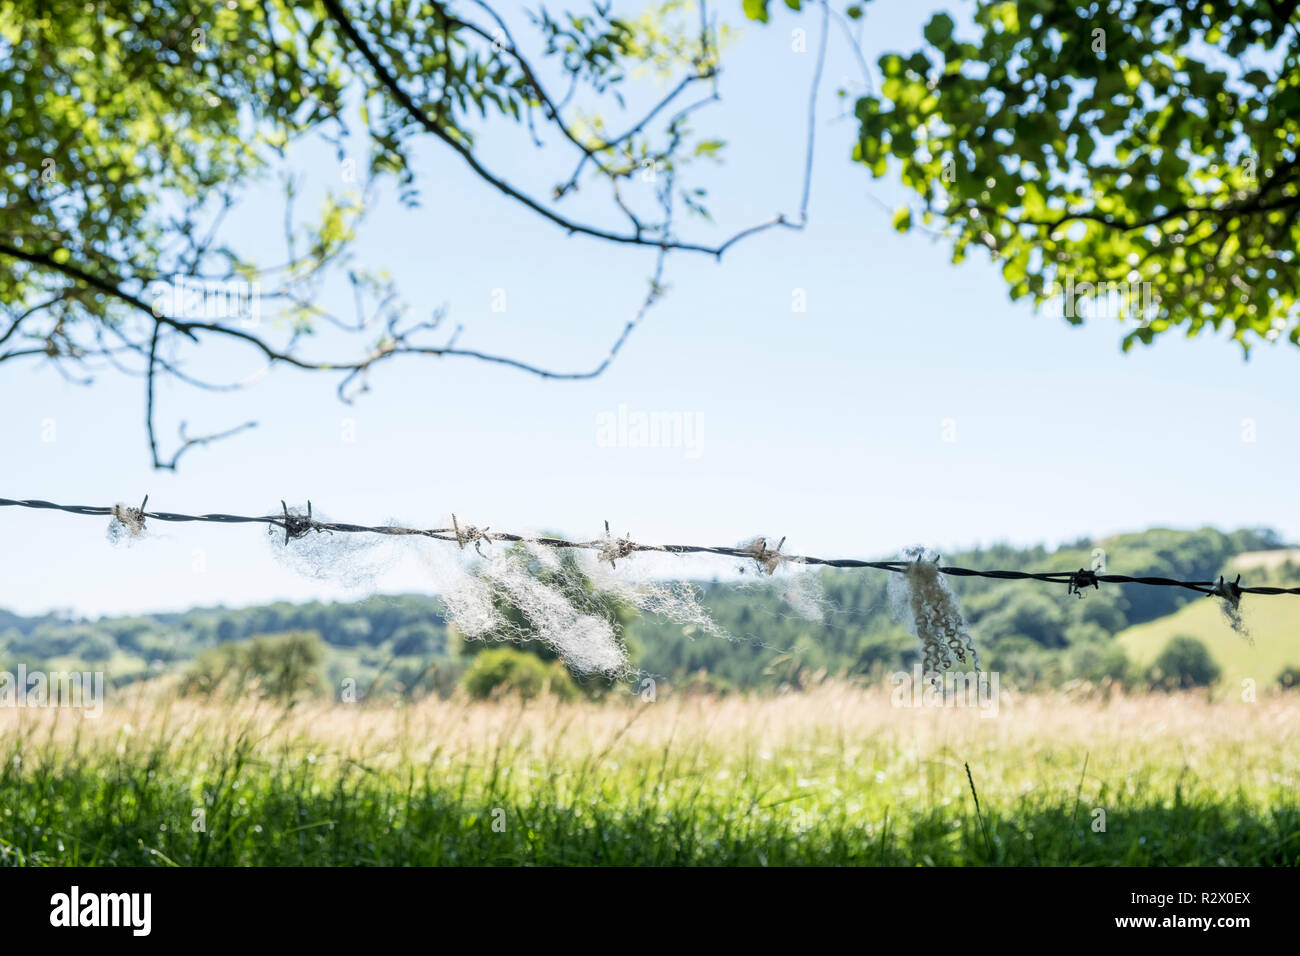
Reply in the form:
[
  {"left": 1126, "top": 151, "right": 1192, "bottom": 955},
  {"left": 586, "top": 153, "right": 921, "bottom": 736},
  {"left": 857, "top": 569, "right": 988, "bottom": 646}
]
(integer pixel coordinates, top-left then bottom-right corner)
[
  {"left": 439, "top": 570, "right": 504, "bottom": 639},
  {"left": 889, "top": 546, "right": 981, "bottom": 678},
  {"left": 106, "top": 503, "right": 147, "bottom": 544},
  {"left": 268, "top": 508, "right": 401, "bottom": 590},
  {"left": 733, "top": 560, "right": 827, "bottom": 623},
  {"left": 774, "top": 573, "right": 827, "bottom": 622},
  {"left": 478, "top": 549, "right": 627, "bottom": 676},
  {"left": 583, "top": 554, "right": 725, "bottom": 639},
  {"left": 269, "top": 520, "right": 758, "bottom": 679}
]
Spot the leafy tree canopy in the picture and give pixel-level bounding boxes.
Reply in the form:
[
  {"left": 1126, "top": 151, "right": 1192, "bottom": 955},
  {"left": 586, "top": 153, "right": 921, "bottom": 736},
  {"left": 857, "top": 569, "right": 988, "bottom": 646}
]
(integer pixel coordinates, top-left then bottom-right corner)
[
  {"left": 2, "top": 0, "right": 791, "bottom": 466},
  {"left": 749, "top": 0, "right": 1300, "bottom": 350}
]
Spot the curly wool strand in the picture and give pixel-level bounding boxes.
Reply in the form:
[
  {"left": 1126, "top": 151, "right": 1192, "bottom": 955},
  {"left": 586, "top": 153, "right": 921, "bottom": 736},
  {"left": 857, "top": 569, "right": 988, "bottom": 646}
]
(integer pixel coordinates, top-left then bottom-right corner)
[{"left": 891, "top": 547, "right": 981, "bottom": 680}]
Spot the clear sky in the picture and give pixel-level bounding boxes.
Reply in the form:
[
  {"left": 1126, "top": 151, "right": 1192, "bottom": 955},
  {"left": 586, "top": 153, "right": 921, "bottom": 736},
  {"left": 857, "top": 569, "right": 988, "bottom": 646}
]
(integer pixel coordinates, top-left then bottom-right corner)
[{"left": 2, "top": 2, "right": 1296, "bottom": 619}]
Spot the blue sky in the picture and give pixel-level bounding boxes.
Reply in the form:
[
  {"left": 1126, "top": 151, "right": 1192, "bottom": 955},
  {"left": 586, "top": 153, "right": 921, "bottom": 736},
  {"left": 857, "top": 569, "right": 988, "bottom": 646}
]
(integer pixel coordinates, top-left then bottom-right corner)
[{"left": 1, "top": 1, "right": 1296, "bottom": 618}]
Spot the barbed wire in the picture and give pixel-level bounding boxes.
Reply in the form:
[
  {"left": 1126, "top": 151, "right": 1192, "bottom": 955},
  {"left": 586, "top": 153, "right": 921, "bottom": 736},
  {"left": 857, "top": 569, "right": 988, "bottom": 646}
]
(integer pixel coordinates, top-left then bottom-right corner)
[{"left": 2, "top": 496, "right": 1296, "bottom": 608}]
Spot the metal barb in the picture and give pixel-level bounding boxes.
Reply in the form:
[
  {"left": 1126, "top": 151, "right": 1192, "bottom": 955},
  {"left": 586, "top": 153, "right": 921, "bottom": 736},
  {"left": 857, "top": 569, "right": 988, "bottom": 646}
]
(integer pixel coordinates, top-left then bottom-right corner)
[
  {"left": 280, "top": 499, "right": 318, "bottom": 545},
  {"left": 1208, "top": 574, "right": 1243, "bottom": 609},
  {"left": 1068, "top": 568, "right": 1099, "bottom": 598}
]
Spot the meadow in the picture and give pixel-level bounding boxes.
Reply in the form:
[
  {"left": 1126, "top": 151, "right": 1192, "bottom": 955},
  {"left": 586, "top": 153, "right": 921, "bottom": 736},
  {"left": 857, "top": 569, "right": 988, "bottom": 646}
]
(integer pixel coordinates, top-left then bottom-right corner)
[
  {"left": 1118, "top": 588, "right": 1300, "bottom": 691},
  {"left": 1, "top": 683, "right": 1297, "bottom": 866}
]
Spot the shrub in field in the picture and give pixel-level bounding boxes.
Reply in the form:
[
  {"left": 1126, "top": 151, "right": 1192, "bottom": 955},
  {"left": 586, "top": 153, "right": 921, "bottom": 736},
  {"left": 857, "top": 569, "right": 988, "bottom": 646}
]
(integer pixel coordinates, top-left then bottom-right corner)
[
  {"left": 1066, "top": 640, "right": 1131, "bottom": 687},
  {"left": 1277, "top": 666, "right": 1300, "bottom": 691},
  {"left": 388, "top": 660, "right": 465, "bottom": 701},
  {"left": 390, "top": 622, "right": 444, "bottom": 657},
  {"left": 181, "top": 630, "right": 325, "bottom": 700},
  {"left": 1148, "top": 635, "right": 1221, "bottom": 690},
  {"left": 461, "top": 647, "right": 578, "bottom": 701},
  {"left": 983, "top": 635, "right": 1062, "bottom": 688}
]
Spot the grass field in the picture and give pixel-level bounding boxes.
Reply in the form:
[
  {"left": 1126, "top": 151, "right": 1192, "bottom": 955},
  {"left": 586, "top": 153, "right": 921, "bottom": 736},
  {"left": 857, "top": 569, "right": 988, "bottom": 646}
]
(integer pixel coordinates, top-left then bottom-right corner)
[
  {"left": 1118, "top": 593, "right": 1300, "bottom": 691},
  {"left": 1, "top": 684, "right": 1297, "bottom": 866}
]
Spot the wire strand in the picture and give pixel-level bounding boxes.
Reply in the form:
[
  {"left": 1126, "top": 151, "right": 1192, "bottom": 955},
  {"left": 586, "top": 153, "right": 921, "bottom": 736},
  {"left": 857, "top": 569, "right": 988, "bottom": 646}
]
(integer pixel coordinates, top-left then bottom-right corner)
[{"left": 1, "top": 496, "right": 1294, "bottom": 599}]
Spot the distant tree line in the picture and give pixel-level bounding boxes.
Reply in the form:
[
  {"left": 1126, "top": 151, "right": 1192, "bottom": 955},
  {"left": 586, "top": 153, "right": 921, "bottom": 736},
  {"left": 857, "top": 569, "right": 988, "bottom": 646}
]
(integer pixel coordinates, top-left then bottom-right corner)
[{"left": 1, "top": 526, "right": 1292, "bottom": 696}]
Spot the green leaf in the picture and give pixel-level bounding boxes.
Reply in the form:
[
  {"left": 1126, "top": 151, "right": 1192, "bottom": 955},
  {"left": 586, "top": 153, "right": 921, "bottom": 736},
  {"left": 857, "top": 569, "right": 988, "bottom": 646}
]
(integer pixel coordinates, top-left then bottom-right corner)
[
  {"left": 742, "top": 0, "right": 770, "bottom": 23},
  {"left": 923, "top": 13, "right": 954, "bottom": 47},
  {"left": 892, "top": 206, "right": 912, "bottom": 233}
]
